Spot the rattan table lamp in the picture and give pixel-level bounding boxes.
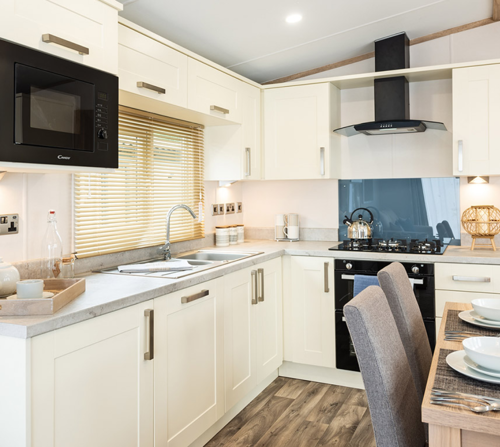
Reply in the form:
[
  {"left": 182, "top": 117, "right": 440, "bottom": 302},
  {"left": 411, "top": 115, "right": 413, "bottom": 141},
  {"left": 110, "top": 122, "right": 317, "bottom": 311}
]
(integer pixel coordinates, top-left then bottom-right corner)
[{"left": 461, "top": 205, "right": 500, "bottom": 251}]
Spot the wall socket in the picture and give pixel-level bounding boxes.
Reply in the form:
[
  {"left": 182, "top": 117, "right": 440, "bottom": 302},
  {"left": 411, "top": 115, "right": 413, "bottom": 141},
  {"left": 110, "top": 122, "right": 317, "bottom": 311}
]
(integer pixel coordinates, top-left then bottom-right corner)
[
  {"left": 0, "top": 214, "right": 19, "bottom": 235},
  {"left": 218, "top": 204, "right": 225, "bottom": 214},
  {"left": 237, "top": 202, "right": 243, "bottom": 213},
  {"left": 225, "top": 203, "right": 236, "bottom": 214},
  {"left": 212, "top": 204, "right": 219, "bottom": 215}
]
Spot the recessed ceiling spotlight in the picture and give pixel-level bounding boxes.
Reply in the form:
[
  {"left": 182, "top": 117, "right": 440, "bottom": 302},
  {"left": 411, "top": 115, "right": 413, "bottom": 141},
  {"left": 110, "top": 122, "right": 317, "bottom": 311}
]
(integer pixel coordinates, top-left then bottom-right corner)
[{"left": 286, "top": 14, "right": 302, "bottom": 24}]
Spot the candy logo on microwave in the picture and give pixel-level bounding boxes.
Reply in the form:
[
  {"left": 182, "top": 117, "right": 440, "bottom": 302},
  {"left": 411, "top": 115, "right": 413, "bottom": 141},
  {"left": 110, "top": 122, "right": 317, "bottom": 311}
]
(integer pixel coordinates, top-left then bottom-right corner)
[{"left": 57, "top": 155, "right": 71, "bottom": 160}]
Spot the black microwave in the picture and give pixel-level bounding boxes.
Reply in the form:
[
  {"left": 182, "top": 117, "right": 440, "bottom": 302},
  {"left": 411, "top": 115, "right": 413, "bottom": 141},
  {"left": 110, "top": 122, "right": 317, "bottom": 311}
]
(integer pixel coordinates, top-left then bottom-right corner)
[{"left": 0, "top": 38, "right": 118, "bottom": 169}]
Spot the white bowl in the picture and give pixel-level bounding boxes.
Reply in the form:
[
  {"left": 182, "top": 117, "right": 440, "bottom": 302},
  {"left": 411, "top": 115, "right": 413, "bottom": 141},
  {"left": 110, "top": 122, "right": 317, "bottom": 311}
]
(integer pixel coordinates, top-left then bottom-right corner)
[
  {"left": 472, "top": 299, "right": 500, "bottom": 322},
  {"left": 463, "top": 337, "right": 500, "bottom": 371}
]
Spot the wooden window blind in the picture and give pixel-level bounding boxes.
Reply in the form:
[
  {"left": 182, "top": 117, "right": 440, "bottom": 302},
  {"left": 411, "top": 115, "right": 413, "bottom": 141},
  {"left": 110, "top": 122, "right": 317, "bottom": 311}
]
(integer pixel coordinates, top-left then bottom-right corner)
[{"left": 74, "top": 106, "right": 204, "bottom": 258}]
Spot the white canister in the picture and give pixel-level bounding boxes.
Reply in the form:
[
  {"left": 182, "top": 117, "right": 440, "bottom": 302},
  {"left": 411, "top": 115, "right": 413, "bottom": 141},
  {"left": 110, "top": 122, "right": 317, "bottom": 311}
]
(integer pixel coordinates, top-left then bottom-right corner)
[
  {"left": 229, "top": 226, "right": 238, "bottom": 245},
  {"left": 237, "top": 225, "right": 244, "bottom": 244},
  {"left": 215, "top": 227, "right": 230, "bottom": 247},
  {"left": 0, "top": 257, "right": 20, "bottom": 297}
]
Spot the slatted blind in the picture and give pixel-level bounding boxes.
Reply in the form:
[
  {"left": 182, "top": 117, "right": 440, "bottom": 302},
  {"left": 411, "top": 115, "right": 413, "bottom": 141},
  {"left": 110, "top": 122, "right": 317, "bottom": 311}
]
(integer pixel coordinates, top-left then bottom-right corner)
[{"left": 74, "top": 106, "right": 204, "bottom": 258}]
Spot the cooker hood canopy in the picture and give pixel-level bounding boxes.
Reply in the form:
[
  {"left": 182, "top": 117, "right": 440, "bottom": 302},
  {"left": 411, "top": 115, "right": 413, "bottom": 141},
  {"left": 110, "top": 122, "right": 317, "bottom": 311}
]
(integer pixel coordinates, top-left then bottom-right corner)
[{"left": 334, "top": 32, "right": 447, "bottom": 137}]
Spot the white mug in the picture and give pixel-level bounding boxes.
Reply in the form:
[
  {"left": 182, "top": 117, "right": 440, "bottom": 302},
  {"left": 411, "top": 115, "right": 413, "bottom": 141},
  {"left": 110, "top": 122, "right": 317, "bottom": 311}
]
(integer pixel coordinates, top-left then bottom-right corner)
[
  {"left": 275, "top": 225, "right": 286, "bottom": 239},
  {"left": 285, "top": 225, "right": 299, "bottom": 240},
  {"left": 16, "top": 279, "right": 44, "bottom": 299}
]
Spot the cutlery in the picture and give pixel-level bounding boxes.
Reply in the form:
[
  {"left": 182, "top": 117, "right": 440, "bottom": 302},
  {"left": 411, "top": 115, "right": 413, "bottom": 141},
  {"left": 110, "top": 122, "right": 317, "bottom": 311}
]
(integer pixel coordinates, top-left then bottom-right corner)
[
  {"left": 432, "top": 389, "right": 500, "bottom": 409},
  {"left": 430, "top": 398, "right": 491, "bottom": 413}
]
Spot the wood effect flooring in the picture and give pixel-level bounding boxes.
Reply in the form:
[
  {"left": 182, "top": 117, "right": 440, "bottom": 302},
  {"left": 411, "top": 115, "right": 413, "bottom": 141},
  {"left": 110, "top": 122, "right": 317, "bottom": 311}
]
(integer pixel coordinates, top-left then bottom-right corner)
[{"left": 205, "top": 377, "right": 376, "bottom": 447}]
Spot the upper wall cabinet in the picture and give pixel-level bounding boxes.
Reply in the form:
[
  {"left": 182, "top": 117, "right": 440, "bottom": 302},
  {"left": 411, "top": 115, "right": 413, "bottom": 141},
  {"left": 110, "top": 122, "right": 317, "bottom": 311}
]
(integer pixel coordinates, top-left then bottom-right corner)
[
  {"left": 188, "top": 58, "right": 243, "bottom": 124},
  {"left": 453, "top": 64, "right": 500, "bottom": 176},
  {"left": 264, "top": 83, "right": 340, "bottom": 180},
  {"left": 0, "top": 0, "right": 121, "bottom": 74},
  {"left": 204, "top": 83, "right": 261, "bottom": 181},
  {"left": 118, "top": 24, "right": 188, "bottom": 109}
]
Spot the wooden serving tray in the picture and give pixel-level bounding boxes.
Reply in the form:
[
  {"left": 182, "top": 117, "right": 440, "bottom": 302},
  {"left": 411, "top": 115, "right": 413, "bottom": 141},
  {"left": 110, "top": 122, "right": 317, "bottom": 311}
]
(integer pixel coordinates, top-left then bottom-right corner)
[{"left": 0, "top": 278, "right": 86, "bottom": 316}]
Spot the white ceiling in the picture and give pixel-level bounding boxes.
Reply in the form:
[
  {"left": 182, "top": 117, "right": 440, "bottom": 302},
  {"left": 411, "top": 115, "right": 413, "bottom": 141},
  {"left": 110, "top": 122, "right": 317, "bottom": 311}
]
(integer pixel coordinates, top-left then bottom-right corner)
[{"left": 118, "top": 0, "right": 495, "bottom": 83}]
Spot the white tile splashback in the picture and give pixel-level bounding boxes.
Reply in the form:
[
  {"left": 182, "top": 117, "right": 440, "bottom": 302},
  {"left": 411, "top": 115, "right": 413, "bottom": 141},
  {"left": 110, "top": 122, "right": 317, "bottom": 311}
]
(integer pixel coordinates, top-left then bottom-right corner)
[{"left": 0, "top": 172, "right": 72, "bottom": 263}]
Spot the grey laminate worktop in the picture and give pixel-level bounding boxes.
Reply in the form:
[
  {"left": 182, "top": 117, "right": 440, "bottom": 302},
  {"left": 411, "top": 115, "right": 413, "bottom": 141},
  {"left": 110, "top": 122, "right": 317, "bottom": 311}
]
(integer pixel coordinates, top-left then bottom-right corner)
[{"left": 1, "top": 240, "right": 498, "bottom": 338}]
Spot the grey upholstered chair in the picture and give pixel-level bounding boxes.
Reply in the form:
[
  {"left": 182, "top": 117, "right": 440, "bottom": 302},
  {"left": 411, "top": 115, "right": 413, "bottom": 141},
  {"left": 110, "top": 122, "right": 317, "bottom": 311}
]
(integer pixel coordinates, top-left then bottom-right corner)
[
  {"left": 377, "top": 262, "right": 432, "bottom": 402},
  {"left": 344, "top": 286, "right": 426, "bottom": 447}
]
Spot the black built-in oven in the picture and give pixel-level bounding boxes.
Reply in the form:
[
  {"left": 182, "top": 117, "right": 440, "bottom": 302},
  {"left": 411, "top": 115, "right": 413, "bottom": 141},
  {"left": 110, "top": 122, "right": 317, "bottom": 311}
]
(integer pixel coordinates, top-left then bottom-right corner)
[
  {"left": 335, "top": 259, "right": 435, "bottom": 372},
  {"left": 0, "top": 38, "right": 118, "bottom": 168}
]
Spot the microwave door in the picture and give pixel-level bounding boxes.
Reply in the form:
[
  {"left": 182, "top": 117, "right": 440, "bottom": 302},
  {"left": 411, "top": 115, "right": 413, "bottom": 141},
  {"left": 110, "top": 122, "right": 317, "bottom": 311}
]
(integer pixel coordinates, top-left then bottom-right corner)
[{"left": 15, "top": 63, "right": 94, "bottom": 152}]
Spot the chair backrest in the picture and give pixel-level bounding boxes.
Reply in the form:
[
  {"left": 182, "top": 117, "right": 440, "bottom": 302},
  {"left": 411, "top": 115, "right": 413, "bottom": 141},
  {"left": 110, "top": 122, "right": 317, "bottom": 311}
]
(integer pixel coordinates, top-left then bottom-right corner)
[
  {"left": 377, "top": 262, "right": 432, "bottom": 402},
  {"left": 344, "top": 286, "right": 426, "bottom": 447}
]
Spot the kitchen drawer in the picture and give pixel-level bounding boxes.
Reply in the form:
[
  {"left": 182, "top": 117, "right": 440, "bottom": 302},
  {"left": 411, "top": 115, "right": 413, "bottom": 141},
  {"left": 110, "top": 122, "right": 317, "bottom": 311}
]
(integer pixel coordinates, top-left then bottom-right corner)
[
  {"left": 435, "top": 290, "right": 500, "bottom": 318},
  {"left": 435, "top": 263, "right": 500, "bottom": 293},
  {"left": 118, "top": 25, "right": 188, "bottom": 108},
  {"left": 0, "top": 0, "right": 120, "bottom": 74},
  {"left": 188, "top": 58, "right": 242, "bottom": 123}
]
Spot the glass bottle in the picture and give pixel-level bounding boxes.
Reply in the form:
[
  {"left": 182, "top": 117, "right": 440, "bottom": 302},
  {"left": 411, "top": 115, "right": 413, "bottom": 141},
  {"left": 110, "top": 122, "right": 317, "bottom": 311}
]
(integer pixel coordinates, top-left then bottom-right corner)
[{"left": 41, "top": 210, "right": 63, "bottom": 278}]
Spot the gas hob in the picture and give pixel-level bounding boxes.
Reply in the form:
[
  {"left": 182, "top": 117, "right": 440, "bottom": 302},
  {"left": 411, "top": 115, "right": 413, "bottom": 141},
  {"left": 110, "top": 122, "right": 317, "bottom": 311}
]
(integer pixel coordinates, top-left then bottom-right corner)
[{"left": 329, "top": 238, "right": 446, "bottom": 255}]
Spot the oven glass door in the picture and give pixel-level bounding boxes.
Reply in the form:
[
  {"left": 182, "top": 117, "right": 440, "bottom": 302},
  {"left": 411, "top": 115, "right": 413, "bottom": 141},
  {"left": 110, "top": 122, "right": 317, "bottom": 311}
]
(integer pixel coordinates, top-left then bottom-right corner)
[
  {"left": 335, "top": 311, "right": 360, "bottom": 372},
  {"left": 15, "top": 63, "right": 95, "bottom": 151}
]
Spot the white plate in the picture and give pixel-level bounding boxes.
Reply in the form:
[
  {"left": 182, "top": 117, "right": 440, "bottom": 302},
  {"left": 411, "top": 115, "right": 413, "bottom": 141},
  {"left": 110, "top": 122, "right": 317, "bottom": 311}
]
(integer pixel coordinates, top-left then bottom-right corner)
[
  {"left": 463, "top": 355, "right": 500, "bottom": 378},
  {"left": 459, "top": 310, "right": 500, "bottom": 330},
  {"left": 6, "top": 292, "right": 55, "bottom": 300},
  {"left": 471, "top": 311, "right": 500, "bottom": 326},
  {"left": 446, "top": 350, "right": 500, "bottom": 385}
]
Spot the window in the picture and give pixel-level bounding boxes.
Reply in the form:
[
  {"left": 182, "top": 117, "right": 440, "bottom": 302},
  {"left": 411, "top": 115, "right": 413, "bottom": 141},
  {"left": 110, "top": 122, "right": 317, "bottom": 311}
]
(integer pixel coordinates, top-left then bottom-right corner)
[{"left": 74, "top": 106, "right": 204, "bottom": 258}]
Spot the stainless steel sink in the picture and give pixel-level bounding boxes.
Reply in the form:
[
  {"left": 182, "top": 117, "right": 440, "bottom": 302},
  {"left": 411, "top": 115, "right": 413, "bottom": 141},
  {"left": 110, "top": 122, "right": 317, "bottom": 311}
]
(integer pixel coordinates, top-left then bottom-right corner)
[
  {"left": 177, "top": 251, "right": 250, "bottom": 262},
  {"left": 97, "top": 250, "right": 263, "bottom": 279}
]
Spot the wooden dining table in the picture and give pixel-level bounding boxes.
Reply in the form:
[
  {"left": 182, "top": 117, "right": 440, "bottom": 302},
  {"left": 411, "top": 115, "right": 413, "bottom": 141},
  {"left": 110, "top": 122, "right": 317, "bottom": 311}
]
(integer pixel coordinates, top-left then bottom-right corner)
[{"left": 422, "top": 302, "right": 500, "bottom": 447}]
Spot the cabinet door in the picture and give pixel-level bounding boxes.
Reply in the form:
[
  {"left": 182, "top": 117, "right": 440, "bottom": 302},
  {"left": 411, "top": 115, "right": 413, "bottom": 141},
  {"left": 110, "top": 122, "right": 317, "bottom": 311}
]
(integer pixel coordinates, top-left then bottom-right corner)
[
  {"left": 154, "top": 280, "right": 224, "bottom": 447},
  {"left": 256, "top": 257, "right": 283, "bottom": 382},
  {"left": 118, "top": 24, "right": 188, "bottom": 108},
  {"left": 242, "top": 84, "right": 262, "bottom": 180},
  {"left": 0, "top": 0, "right": 120, "bottom": 73},
  {"left": 31, "top": 300, "right": 154, "bottom": 447},
  {"left": 264, "top": 83, "right": 339, "bottom": 180},
  {"left": 290, "top": 256, "right": 335, "bottom": 367},
  {"left": 224, "top": 266, "right": 258, "bottom": 410},
  {"left": 188, "top": 58, "right": 242, "bottom": 123},
  {"left": 453, "top": 64, "right": 500, "bottom": 175}
]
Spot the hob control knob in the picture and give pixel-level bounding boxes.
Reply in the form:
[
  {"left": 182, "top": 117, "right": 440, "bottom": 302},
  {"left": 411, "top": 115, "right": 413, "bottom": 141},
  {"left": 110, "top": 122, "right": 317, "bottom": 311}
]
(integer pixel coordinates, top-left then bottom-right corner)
[
  {"left": 346, "top": 263, "right": 353, "bottom": 270},
  {"left": 97, "top": 128, "right": 108, "bottom": 140},
  {"left": 412, "top": 266, "right": 420, "bottom": 274}
]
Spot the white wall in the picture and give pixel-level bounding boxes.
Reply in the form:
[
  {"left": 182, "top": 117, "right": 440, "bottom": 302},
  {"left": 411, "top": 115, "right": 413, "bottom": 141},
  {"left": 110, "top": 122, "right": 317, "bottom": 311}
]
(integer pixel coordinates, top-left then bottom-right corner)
[{"left": 0, "top": 173, "right": 72, "bottom": 263}]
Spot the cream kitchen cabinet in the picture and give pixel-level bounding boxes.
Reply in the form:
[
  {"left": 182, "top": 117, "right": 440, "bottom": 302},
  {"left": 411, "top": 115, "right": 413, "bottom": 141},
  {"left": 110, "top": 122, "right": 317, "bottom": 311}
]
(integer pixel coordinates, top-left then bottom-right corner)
[
  {"left": 224, "top": 257, "right": 283, "bottom": 411},
  {"left": 453, "top": 64, "right": 500, "bottom": 176},
  {"left": 204, "top": 83, "right": 261, "bottom": 181},
  {"left": 30, "top": 299, "right": 154, "bottom": 447},
  {"left": 118, "top": 24, "right": 188, "bottom": 108},
  {"left": 0, "top": 0, "right": 121, "bottom": 74},
  {"left": 154, "top": 279, "right": 224, "bottom": 447},
  {"left": 264, "top": 83, "right": 340, "bottom": 180},
  {"left": 188, "top": 58, "right": 243, "bottom": 124},
  {"left": 288, "top": 256, "right": 335, "bottom": 368}
]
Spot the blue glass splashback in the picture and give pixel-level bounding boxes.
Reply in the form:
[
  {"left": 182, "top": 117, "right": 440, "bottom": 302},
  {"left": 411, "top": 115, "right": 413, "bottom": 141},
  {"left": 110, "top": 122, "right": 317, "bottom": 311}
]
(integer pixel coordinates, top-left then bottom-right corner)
[{"left": 339, "top": 178, "right": 461, "bottom": 244}]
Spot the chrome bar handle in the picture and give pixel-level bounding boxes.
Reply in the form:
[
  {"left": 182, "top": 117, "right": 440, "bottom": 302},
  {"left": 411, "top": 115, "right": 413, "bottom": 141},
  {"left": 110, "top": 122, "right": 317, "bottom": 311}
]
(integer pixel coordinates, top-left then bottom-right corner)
[
  {"left": 320, "top": 147, "right": 325, "bottom": 176},
  {"left": 258, "top": 268, "right": 264, "bottom": 302},
  {"left": 251, "top": 270, "right": 258, "bottom": 305},
  {"left": 137, "top": 82, "right": 166, "bottom": 94},
  {"left": 144, "top": 309, "right": 154, "bottom": 361},
  {"left": 245, "top": 148, "right": 251, "bottom": 177},
  {"left": 210, "top": 105, "right": 230, "bottom": 114},
  {"left": 452, "top": 275, "right": 491, "bottom": 283},
  {"left": 42, "top": 34, "right": 89, "bottom": 55},
  {"left": 458, "top": 140, "right": 463, "bottom": 172},
  {"left": 341, "top": 274, "right": 355, "bottom": 280},
  {"left": 324, "top": 262, "right": 330, "bottom": 293},
  {"left": 181, "top": 289, "right": 209, "bottom": 304}
]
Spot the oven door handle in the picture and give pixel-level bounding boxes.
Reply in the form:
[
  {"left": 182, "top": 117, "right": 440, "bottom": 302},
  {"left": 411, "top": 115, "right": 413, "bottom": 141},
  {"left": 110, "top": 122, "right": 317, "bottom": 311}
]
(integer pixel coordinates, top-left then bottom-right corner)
[{"left": 341, "top": 274, "right": 424, "bottom": 285}]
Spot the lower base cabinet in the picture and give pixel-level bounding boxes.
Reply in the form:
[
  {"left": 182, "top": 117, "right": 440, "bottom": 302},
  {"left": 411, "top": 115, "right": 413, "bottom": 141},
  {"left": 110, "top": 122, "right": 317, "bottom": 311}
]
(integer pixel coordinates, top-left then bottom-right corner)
[
  {"left": 289, "top": 256, "right": 335, "bottom": 368},
  {"left": 224, "top": 257, "right": 283, "bottom": 411},
  {"left": 31, "top": 300, "right": 155, "bottom": 447},
  {"left": 154, "top": 279, "right": 225, "bottom": 447}
]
